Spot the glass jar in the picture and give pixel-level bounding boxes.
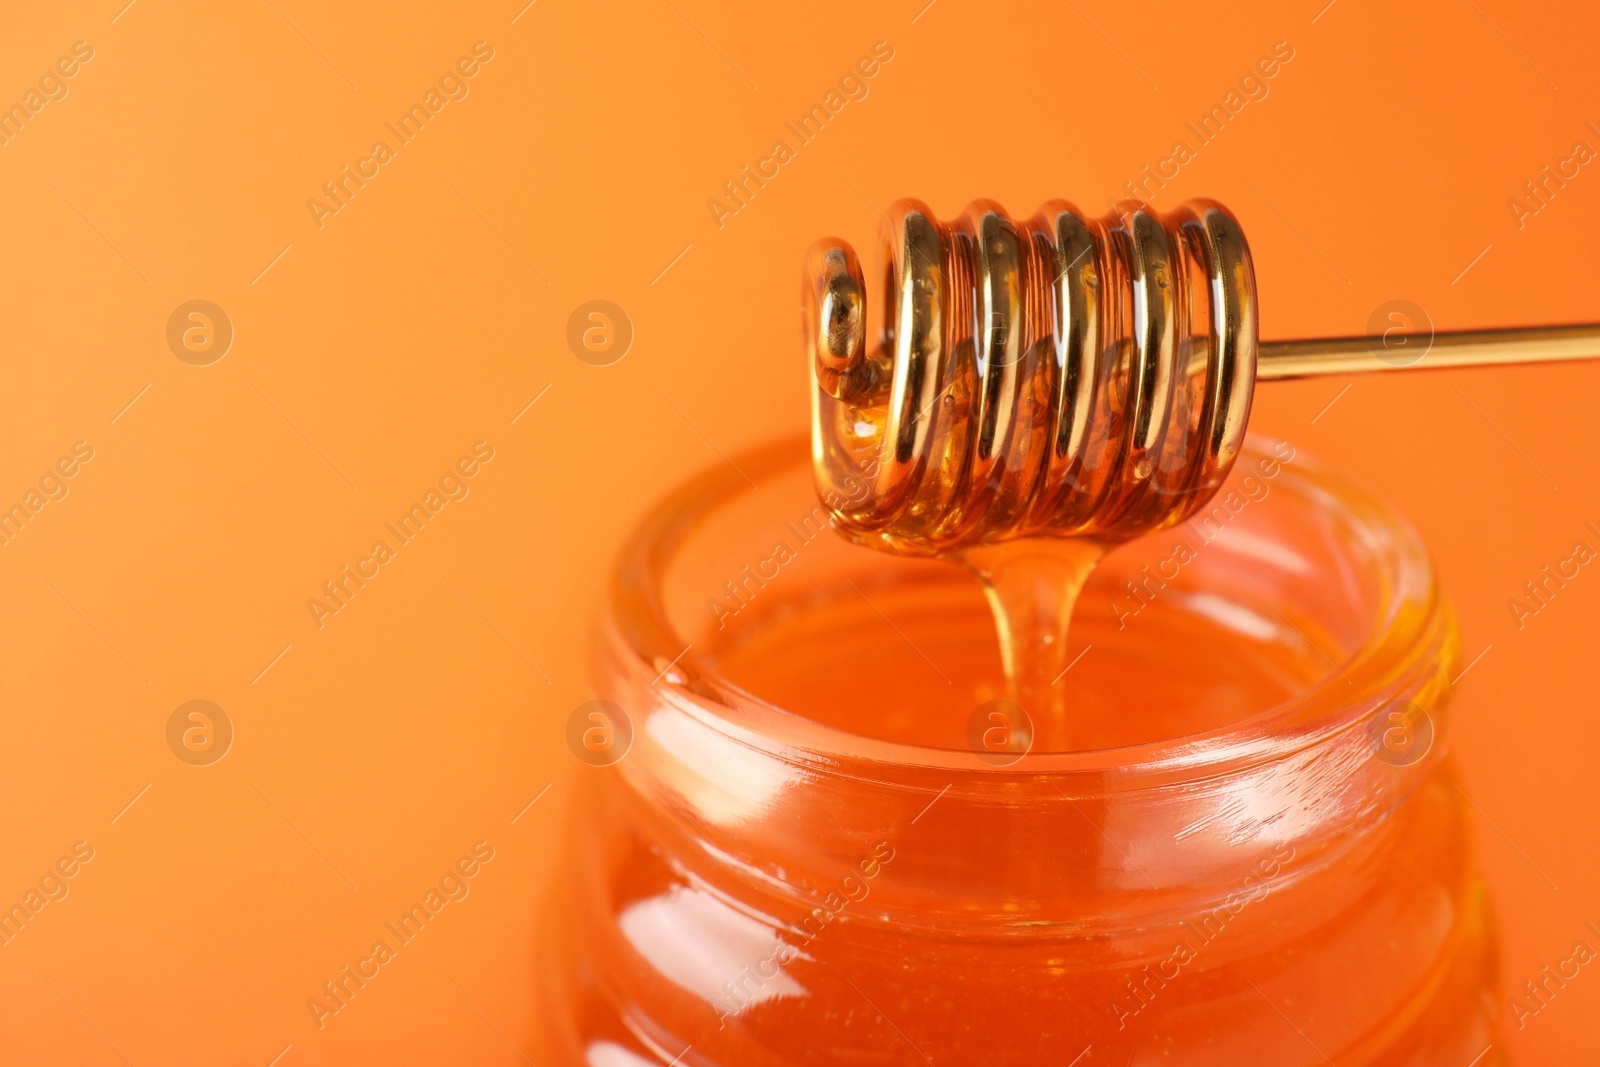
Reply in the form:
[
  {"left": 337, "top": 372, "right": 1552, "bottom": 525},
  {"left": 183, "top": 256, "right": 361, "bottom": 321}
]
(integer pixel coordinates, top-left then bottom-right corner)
[{"left": 535, "top": 437, "right": 1502, "bottom": 1066}]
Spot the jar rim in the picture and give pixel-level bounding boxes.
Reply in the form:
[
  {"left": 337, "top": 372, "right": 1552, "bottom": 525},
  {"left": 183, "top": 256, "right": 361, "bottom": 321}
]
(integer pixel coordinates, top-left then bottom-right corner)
[{"left": 603, "top": 435, "right": 1455, "bottom": 791}]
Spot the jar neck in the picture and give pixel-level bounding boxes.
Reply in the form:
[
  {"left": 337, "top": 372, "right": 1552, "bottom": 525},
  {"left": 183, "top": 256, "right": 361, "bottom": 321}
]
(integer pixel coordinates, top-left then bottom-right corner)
[
  {"left": 597, "top": 593, "right": 1456, "bottom": 935},
  {"left": 595, "top": 437, "right": 1458, "bottom": 934}
]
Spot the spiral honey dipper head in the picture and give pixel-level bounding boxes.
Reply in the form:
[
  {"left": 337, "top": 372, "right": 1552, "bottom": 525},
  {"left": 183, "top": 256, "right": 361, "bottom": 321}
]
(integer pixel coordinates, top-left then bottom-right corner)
[{"left": 805, "top": 198, "right": 1259, "bottom": 557}]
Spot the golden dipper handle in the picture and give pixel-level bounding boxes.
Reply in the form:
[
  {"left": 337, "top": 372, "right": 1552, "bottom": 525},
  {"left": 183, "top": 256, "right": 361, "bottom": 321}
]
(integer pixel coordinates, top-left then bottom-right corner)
[
  {"left": 805, "top": 194, "right": 1600, "bottom": 555},
  {"left": 1258, "top": 323, "right": 1600, "bottom": 380}
]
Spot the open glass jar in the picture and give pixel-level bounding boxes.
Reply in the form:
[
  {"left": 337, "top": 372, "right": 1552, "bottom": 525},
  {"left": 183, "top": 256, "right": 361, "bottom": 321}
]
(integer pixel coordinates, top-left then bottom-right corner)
[{"left": 535, "top": 437, "right": 1502, "bottom": 1066}]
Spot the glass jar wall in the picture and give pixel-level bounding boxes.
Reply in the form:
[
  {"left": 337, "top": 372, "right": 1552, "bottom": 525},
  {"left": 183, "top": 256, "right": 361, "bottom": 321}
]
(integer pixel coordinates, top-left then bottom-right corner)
[{"left": 534, "top": 438, "right": 1502, "bottom": 1066}]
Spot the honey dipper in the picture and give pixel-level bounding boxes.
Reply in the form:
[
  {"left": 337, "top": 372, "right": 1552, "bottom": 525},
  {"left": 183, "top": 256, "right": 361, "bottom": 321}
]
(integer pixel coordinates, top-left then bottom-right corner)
[{"left": 802, "top": 198, "right": 1599, "bottom": 745}]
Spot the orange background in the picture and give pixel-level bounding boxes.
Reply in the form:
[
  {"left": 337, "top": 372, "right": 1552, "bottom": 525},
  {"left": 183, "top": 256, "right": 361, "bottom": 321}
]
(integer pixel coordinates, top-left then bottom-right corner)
[{"left": 1, "top": 0, "right": 1597, "bottom": 1062}]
